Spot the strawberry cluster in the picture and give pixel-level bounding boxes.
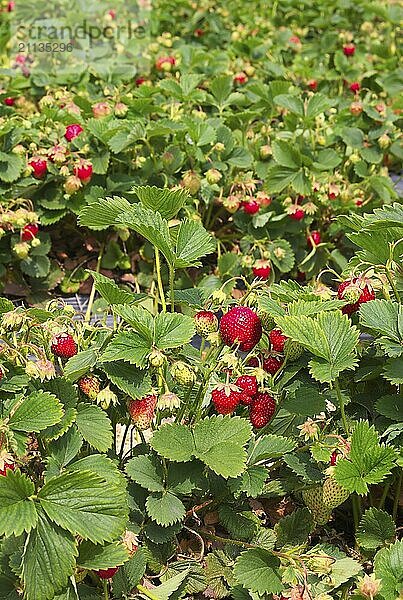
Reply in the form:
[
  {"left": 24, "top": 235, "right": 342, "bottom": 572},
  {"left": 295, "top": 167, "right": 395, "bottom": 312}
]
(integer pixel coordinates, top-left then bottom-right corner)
[{"left": 211, "top": 375, "right": 276, "bottom": 429}]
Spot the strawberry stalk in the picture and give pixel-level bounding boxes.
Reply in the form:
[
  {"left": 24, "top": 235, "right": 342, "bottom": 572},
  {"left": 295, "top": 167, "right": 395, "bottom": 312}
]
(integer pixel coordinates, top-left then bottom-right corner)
[
  {"left": 85, "top": 242, "right": 104, "bottom": 323},
  {"left": 155, "top": 248, "right": 167, "bottom": 312}
]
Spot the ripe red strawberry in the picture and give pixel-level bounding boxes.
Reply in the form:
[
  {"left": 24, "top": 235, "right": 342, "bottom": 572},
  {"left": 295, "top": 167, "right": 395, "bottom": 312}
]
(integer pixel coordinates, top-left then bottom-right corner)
[
  {"left": 337, "top": 278, "right": 375, "bottom": 315},
  {"left": 194, "top": 310, "right": 218, "bottom": 337},
  {"left": 136, "top": 77, "right": 147, "bottom": 85},
  {"left": 349, "top": 81, "right": 360, "bottom": 93},
  {"left": 21, "top": 223, "right": 39, "bottom": 242},
  {"left": 263, "top": 356, "right": 283, "bottom": 375},
  {"left": 330, "top": 451, "right": 338, "bottom": 466},
  {"left": 96, "top": 567, "right": 119, "bottom": 579},
  {"left": 249, "top": 393, "right": 276, "bottom": 428},
  {"left": 307, "top": 79, "right": 318, "bottom": 91},
  {"left": 79, "top": 375, "right": 100, "bottom": 400},
  {"left": 65, "top": 123, "right": 84, "bottom": 142},
  {"left": 252, "top": 260, "right": 271, "bottom": 279},
  {"left": 0, "top": 460, "right": 15, "bottom": 477},
  {"left": 289, "top": 208, "right": 305, "bottom": 220},
  {"left": 74, "top": 160, "right": 93, "bottom": 184},
  {"left": 247, "top": 357, "right": 260, "bottom": 368},
  {"left": 269, "top": 328, "right": 287, "bottom": 353},
  {"left": 343, "top": 43, "right": 355, "bottom": 56},
  {"left": 128, "top": 395, "right": 157, "bottom": 429},
  {"left": 4, "top": 97, "right": 15, "bottom": 106},
  {"left": 235, "top": 375, "right": 258, "bottom": 402},
  {"left": 220, "top": 306, "right": 262, "bottom": 352},
  {"left": 51, "top": 333, "right": 78, "bottom": 359},
  {"left": 307, "top": 230, "right": 321, "bottom": 247},
  {"left": 212, "top": 384, "right": 243, "bottom": 414},
  {"left": 242, "top": 200, "right": 260, "bottom": 215},
  {"left": 29, "top": 157, "right": 47, "bottom": 179}
]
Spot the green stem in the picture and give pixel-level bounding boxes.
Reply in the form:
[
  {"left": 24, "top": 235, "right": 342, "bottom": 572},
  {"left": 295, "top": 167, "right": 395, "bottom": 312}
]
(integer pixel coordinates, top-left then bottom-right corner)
[
  {"left": 103, "top": 579, "right": 109, "bottom": 600},
  {"left": 155, "top": 249, "right": 167, "bottom": 312},
  {"left": 137, "top": 584, "right": 160, "bottom": 600},
  {"left": 352, "top": 494, "right": 361, "bottom": 531},
  {"left": 385, "top": 269, "right": 401, "bottom": 304},
  {"left": 169, "top": 265, "right": 175, "bottom": 313},
  {"left": 85, "top": 243, "right": 105, "bottom": 323},
  {"left": 378, "top": 481, "right": 390, "bottom": 510},
  {"left": 334, "top": 378, "right": 349, "bottom": 434},
  {"left": 393, "top": 468, "right": 402, "bottom": 521}
]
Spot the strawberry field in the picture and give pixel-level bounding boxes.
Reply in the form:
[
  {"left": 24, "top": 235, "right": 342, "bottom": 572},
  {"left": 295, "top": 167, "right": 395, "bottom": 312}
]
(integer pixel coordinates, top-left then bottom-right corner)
[{"left": 0, "top": 1, "right": 402, "bottom": 599}]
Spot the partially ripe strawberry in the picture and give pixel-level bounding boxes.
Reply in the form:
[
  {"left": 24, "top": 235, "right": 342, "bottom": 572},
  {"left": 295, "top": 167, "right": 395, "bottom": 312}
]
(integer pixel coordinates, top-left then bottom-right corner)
[
  {"left": 96, "top": 567, "right": 119, "bottom": 580},
  {"left": 307, "top": 79, "right": 318, "bottom": 91},
  {"left": 0, "top": 451, "right": 15, "bottom": 477},
  {"left": 307, "top": 231, "right": 321, "bottom": 247},
  {"left": 330, "top": 451, "right": 338, "bottom": 466},
  {"left": 337, "top": 278, "right": 375, "bottom": 315},
  {"left": 235, "top": 375, "right": 258, "bottom": 401},
  {"left": 252, "top": 260, "right": 271, "bottom": 279},
  {"left": 194, "top": 28, "right": 204, "bottom": 37},
  {"left": 289, "top": 208, "right": 305, "bottom": 221},
  {"left": 212, "top": 384, "right": 243, "bottom": 414},
  {"left": 242, "top": 200, "right": 260, "bottom": 215},
  {"left": 155, "top": 56, "right": 176, "bottom": 71},
  {"left": 269, "top": 328, "right": 288, "bottom": 352},
  {"left": 136, "top": 77, "right": 147, "bottom": 86},
  {"left": 349, "top": 82, "right": 360, "bottom": 93},
  {"left": 247, "top": 357, "right": 260, "bottom": 367},
  {"left": 29, "top": 157, "right": 47, "bottom": 179},
  {"left": 249, "top": 393, "right": 276, "bottom": 428},
  {"left": 79, "top": 375, "right": 101, "bottom": 400},
  {"left": 51, "top": 333, "right": 78, "bottom": 358},
  {"left": 4, "top": 97, "right": 15, "bottom": 106},
  {"left": 343, "top": 43, "right": 355, "bottom": 56},
  {"left": 21, "top": 223, "right": 39, "bottom": 241},
  {"left": 74, "top": 160, "right": 93, "bottom": 184},
  {"left": 219, "top": 306, "right": 262, "bottom": 352},
  {"left": 65, "top": 123, "right": 83, "bottom": 142},
  {"left": 128, "top": 395, "right": 157, "bottom": 429},
  {"left": 263, "top": 356, "right": 283, "bottom": 375},
  {"left": 234, "top": 72, "right": 248, "bottom": 85},
  {"left": 194, "top": 310, "right": 218, "bottom": 337}
]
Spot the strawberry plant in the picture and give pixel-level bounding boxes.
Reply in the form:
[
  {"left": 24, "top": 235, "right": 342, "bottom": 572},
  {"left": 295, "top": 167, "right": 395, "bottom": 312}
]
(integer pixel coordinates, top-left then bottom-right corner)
[{"left": 0, "top": 186, "right": 401, "bottom": 599}]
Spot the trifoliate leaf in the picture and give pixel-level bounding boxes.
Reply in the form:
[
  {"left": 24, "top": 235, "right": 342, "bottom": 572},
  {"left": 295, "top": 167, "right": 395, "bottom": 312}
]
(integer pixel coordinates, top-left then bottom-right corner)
[
  {"left": 0, "top": 470, "right": 38, "bottom": 537},
  {"left": 357, "top": 508, "right": 396, "bottom": 549},
  {"left": 146, "top": 492, "right": 186, "bottom": 526},
  {"left": 233, "top": 549, "right": 283, "bottom": 595}
]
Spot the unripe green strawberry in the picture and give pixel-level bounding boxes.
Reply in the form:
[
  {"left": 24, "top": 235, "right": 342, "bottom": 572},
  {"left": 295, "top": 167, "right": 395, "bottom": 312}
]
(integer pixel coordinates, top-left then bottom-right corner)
[
  {"left": 194, "top": 311, "right": 218, "bottom": 337},
  {"left": 78, "top": 375, "right": 100, "bottom": 400},
  {"left": 170, "top": 361, "right": 195, "bottom": 386},
  {"left": 302, "top": 486, "right": 332, "bottom": 525},
  {"left": 148, "top": 349, "right": 165, "bottom": 368},
  {"left": 284, "top": 339, "right": 304, "bottom": 361},
  {"left": 322, "top": 478, "right": 349, "bottom": 509},
  {"left": 258, "top": 311, "right": 275, "bottom": 331},
  {"left": 205, "top": 168, "right": 222, "bottom": 185},
  {"left": 128, "top": 395, "right": 157, "bottom": 430}
]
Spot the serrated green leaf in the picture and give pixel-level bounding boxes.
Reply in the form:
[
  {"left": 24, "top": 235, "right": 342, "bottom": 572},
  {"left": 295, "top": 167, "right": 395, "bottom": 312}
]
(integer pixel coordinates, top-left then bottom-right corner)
[
  {"left": 274, "top": 94, "right": 304, "bottom": 116},
  {"left": 383, "top": 357, "right": 403, "bottom": 385},
  {"left": 64, "top": 350, "right": 98, "bottom": 382},
  {"left": 150, "top": 423, "right": 195, "bottom": 462},
  {"left": 8, "top": 392, "right": 63, "bottom": 433},
  {"left": 79, "top": 196, "right": 132, "bottom": 230},
  {"left": 173, "top": 220, "right": 216, "bottom": 268},
  {"left": 357, "top": 508, "right": 396, "bottom": 549},
  {"left": 265, "top": 165, "right": 297, "bottom": 193},
  {"left": 126, "top": 455, "right": 164, "bottom": 492},
  {"left": 113, "top": 305, "right": 154, "bottom": 341},
  {"left": 154, "top": 313, "right": 195, "bottom": 349},
  {"left": 38, "top": 470, "right": 128, "bottom": 543},
  {"left": 132, "top": 185, "right": 188, "bottom": 219},
  {"left": 219, "top": 506, "right": 259, "bottom": 541},
  {"left": 234, "top": 549, "right": 283, "bottom": 595},
  {"left": 100, "top": 362, "right": 152, "bottom": 399},
  {"left": 193, "top": 416, "right": 252, "bottom": 478},
  {"left": 274, "top": 508, "right": 314, "bottom": 548},
  {"left": 0, "top": 152, "right": 23, "bottom": 182},
  {"left": 100, "top": 332, "right": 151, "bottom": 368},
  {"left": 88, "top": 271, "right": 141, "bottom": 305},
  {"left": 0, "top": 470, "right": 37, "bottom": 537},
  {"left": 148, "top": 570, "right": 189, "bottom": 600},
  {"left": 77, "top": 541, "right": 129, "bottom": 570},
  {"left": 144, "top": 522, "right": 183, "bottom": 544},
  {"left": 271, "top": 140, "right": 301, "bottom": 169},
  {"left": 375, "top": 395, "right": 403, "bottom": 421},
  {"left": 276, "top": 311, "right": 359, "bottom": 382},
  {"left": 374, "top": 539, "right": 403, "bottom": 600},
  {"left": 230, "top": 466, "right": 268, "bottom": 498},
  {"left": 247, "top": 435, "right": 296, "bottom": 465},
  {"left": 146, "top": 492, "right": 186, "bottom": 526},
  {"left": 22, "top": 509, "right": 77, "bottom": 600},
  {"left": 305, "top": 93, "right": 332, "bottom": 119},
  {"left": 75, "top": 403, "right": 113, "bottom": 452}
]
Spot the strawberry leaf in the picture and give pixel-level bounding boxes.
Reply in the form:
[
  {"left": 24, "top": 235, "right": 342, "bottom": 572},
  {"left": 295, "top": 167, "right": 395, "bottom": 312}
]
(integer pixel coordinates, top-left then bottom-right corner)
[
  {"left": 146, "top": 492, "right": 186, "bottom": 526},
  {"left": 8, "top": 391, "right": 63, "bottom": 433},
  {"left": 0, "top": 469, "right": 38, "bottom": 537},
  {"left": 233, "top": 549, "right": 283, "bottom": 595},
  {"left": 77, "top": 541, "right": 129, "bottom": 570},
  {"left": 374, "top": 540, "right": 403, "bottom": 600},
  {"left": 75, "top": 403, "right": 113, "bottom": 452},
  {"left": 357, "top": 508, "right": 396, "bottom": 550},
  {"left": 125, "top": 455, "right": 165, "bottom": 492},
  {"left": 132, "top": 185, "right": 188, "bottom": 220},
  {"left": 78, "top": 195, "right": 132, "bottom": 230}
]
